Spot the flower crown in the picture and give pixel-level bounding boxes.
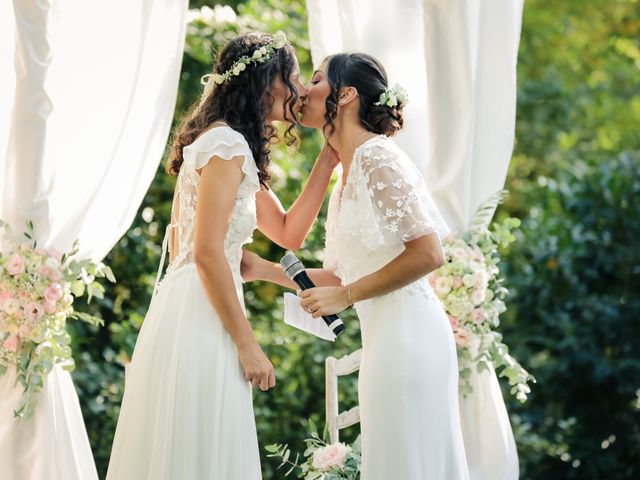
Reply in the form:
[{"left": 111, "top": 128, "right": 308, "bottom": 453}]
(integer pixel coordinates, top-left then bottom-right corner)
[
  {"left": 200, "top": 31, "right": 288, "bottom": 96},
  {"left": 374, "top": 83, "right": 409, "bottom": 108}
]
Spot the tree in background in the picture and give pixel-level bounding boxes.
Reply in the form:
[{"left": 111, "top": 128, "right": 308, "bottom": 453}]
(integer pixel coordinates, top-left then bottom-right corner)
[{"left": 68, "top": 1, "right": 639, "bottom": 478}]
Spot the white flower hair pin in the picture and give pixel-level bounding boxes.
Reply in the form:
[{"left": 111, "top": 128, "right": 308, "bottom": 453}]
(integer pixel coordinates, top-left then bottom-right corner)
[
  {"left": 374, "top": 83, "right": 409, "bottom": 108},
  {"left": 200, "top": 31, "right": 288, "bottom": 100}
]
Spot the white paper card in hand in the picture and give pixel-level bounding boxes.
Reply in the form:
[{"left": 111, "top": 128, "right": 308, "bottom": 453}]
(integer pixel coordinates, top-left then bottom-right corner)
[{"left": 283, "top": 292, "right": 337, "bottom": 342}]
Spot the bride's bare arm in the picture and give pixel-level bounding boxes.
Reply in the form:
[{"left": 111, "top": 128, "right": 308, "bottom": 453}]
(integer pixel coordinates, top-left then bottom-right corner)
[
  {"left": 298, "top": 234, "right": 444, "bottom": 317},
  {"left": 194, "top": 156, "right": 275, "bottom": 391},
  {"left": 256, "top": 143, "right": 338, "bottom": 249},
  {"left": 240, "top": 250, "right": 342, "bottom": 289}
]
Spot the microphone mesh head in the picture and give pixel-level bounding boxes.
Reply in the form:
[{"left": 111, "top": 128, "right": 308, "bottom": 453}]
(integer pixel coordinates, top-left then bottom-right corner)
[{"left": 280, "top": 251, "right": 305, "bottom": 280}]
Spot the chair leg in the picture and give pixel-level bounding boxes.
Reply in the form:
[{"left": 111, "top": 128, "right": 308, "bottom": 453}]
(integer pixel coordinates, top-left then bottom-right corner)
[{"left": 325, "top": 356, "right": 339, "bottom": 444}]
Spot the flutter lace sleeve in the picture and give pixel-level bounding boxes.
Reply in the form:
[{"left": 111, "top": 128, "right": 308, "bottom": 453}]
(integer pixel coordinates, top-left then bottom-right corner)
[{"left": 355, "top": 140, "right": 450, "bottom": 249}]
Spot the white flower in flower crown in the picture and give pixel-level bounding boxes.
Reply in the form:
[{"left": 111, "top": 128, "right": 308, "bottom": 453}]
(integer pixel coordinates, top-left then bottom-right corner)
[
  {"left": 273, "top": 31, "right": 287, "bottom": 49},
  {"left": 375, "top": 83, "right": 409, "bottom": 108}
]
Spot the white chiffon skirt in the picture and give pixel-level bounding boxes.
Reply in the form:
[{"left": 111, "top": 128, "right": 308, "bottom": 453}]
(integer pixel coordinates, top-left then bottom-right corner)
[
  {"left": 356, "top": 291, "right": 469, "bottom": 480},
  {"left": 106, "top": 263, "right": 261, "bottom": 480},
  {"left": 0, "top": 365, "right": 98, "bottom": 480}
]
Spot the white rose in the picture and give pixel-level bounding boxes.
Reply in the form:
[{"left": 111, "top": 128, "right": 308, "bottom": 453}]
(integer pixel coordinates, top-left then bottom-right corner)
[
  {"left": 237, "top": 62, "right": 247, "bottom": 72},
  {"left": 435, "top": 276, "right": 453, "bottom": 296},
  {"left": 471, "top": 288, "right": 486, "bottom": 306},
  {"left": 462, "top": 274, "right": 475, "bottom": 288},
  {"left": 3, "top": 298, "right": 19, "bottom": 315}
]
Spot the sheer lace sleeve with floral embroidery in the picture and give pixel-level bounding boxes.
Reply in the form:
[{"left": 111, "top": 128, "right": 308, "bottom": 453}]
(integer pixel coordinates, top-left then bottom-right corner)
[{"left": 357, "top": 139, "right": 450, "bottom": 247}]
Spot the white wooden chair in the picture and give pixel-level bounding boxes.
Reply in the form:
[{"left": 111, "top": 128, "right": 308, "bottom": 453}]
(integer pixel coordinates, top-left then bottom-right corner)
[{"left": 325, "top": 348, "right": 363, "bottom": 443}]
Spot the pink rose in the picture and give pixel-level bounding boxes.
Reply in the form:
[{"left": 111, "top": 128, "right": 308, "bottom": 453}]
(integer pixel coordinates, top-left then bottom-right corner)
[
  {"left": 0, "top": 288, "right": 10, "bottom": 307},
  {"left": 18, "top": 324, "right": 32, "bottom": 338},
  {"left": 48, "top": 248, "right": 62, "bottom": 262},
  {"left": 44, "top": 301, "right": 58, "bottom": 314},
  {"left": 454, "top": 328, "right": 471, "bottom": 348},
  {"left": 453, "top": 276, "right": 463, "bottom": 289},
  {"left": 6, "top": 254, "right": 25, "bottom": 275},
  {"left": 471, "top": 308, "right": 485, "bottom": 324},
  {"left": 45, "top": 284, "right": 63, "bottom": 303},
  {"left": 448, "top": 315, "right": 459, "bottom": 331},
  {"left": 24, "top": 302, "right": 45, "bottom": 322},
  {"left": 47, "top": 268, "right": 63, "bottom": 282},
  {"left": 2, "top": 334, "right": 19, "bottom": 352},
  {"left": 311, "top": 443, "right": 350, "bottom": 471}
]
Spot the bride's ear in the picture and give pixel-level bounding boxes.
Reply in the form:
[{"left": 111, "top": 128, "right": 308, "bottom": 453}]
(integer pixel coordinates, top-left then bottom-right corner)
[{"left": 337, "top": 86, "right": 359, "bottom": 106}]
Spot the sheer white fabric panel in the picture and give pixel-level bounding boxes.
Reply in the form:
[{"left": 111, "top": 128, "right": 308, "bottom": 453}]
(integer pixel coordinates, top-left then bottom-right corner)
[
  {"left": 0, "top": 1, "right": 187, "bottom": 478},
  {"left": 307, "top": 1, "right": 523, "bottom": 479},
  {"left": 1, "top": 0, "right": 188, "bottom": 260}
]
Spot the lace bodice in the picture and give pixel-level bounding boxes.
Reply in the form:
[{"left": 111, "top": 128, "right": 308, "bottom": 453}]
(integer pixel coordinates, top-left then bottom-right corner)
[
  {"left": 156, "top": 125, "right": 260, "bottom": 288},
  {"left": 324, "top": 135, "right": 450, "bottom": 301}
]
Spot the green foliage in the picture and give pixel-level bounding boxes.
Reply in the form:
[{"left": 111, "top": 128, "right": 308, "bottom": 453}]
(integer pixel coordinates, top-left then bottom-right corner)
[{"left": 498, "top": 1, "right": 640, "bottom": 477}]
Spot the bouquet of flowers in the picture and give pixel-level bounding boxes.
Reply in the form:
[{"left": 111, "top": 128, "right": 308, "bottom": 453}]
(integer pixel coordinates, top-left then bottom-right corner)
[
  {"left": 267, "top": 420, "right": 361, "bottom": 480},
  {"left": 429, "top": 192, "right": 534, "bottom": 401},
  {"left": 0, "top": 220, "right": 115, "bottom": 418}
]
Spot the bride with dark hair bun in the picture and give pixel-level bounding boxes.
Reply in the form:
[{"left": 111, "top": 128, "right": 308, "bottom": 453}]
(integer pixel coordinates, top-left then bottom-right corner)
[{"left": 243, "top": 52, "right": 470, "bottom": 479}]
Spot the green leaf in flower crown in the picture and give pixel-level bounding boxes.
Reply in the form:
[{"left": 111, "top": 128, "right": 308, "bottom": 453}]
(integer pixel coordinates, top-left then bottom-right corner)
[{"left": 469, "top": 190, "right": 508, "bottom": 233}]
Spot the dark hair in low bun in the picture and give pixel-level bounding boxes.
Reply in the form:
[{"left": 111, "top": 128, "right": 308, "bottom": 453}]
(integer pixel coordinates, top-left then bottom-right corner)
[{"left": 323, "top": 53, "right": 405, "bottom": 138}]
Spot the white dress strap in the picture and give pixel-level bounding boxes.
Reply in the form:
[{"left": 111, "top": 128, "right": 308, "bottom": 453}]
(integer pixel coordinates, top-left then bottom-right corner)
[{"left": 153, "top": 224, "right": 176, "bottom": 295}]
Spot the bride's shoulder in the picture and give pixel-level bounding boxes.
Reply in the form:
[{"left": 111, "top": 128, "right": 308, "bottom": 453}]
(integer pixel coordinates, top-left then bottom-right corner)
[
  {"left": 187, "top": 124, "right": 251, "bottom": 155},
  {"left": 357, "top": 135, "right": 412, "bottom": 174}
]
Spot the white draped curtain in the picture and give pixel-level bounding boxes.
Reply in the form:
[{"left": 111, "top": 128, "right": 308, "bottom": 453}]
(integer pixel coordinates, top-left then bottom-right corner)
[
  {"left": 307, "top": 1, "right": 523, "bottom": 479},
  {"left": 0, "top": 0, "right": 187, "bottom": 478}
]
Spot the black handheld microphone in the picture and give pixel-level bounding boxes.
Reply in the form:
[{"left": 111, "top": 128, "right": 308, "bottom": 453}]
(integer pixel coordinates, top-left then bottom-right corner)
[{"left": 280, "top": 251, "right": 345, "bottom": 337}]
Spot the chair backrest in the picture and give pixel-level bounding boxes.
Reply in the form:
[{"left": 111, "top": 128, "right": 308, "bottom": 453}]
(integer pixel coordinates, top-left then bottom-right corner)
[{"left": 325, "top": 348, "right": 363, "bottom": 443}]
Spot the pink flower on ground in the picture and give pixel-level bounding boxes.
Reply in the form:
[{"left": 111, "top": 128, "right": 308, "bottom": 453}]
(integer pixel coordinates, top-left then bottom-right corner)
[
  {"left": 45, "top": 284, "right": 63, "bottom": 303},
  {"left": 311, "top": 443, "right": 350, "bottom": 471},
  {"left": 24, "top": 302, "right": 45, "bottom": 322},
  {"left": 448, "top": 315, "right": 459, "bottom": 331},
  {"left": 2, "top": 334, "right": 19, "bottom": 352},
  {"left": 471, "top": 308, "right": 485, "bottom": 325},
  {"left": 6, "top": 254, "right": 26, "bottom": 275},
  {"left": 454, "top": 328, "right": 471, "bottom": 348}
]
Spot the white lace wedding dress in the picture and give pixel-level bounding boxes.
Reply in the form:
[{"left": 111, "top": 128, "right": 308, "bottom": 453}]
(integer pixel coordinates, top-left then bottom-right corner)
[
  {"left": 324, "top": 136, "right": 469, "bottom": 479},
  {"left": 106, "top": 125, "right": 262, "bottom": 479}
]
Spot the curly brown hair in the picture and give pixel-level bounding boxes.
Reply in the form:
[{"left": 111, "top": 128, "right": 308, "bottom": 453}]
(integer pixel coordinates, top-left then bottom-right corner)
[
  {"left": 322, "top": 53, "right": 404, "bottom": 139},
  {"left": 167, "top": 32, "right": 299, "bottom": 186}
]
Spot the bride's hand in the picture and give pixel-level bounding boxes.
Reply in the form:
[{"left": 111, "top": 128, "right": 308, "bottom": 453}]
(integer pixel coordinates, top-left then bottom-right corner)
[
  {"left": 237, "top": 341, "right": 276, "bottom": 392},
  {"left": 240, "top": 249, "right": 267, "bottom": 283},
  {"left": 317, "top": 142, "right": 340, "bottom": 169},
  {"left": 298, "top": 286, "right": 350, "bottom": 318}
]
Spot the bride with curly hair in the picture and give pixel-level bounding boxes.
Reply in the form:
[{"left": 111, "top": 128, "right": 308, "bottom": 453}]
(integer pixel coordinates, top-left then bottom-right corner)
[{"left": 107, "top": 32, "right": 338, "bottom": 479}]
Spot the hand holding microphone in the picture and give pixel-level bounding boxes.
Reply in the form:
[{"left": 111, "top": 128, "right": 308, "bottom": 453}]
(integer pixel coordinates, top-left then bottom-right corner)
[{"left": 280, "top": 252, "right": 346, "bottom": 337}]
